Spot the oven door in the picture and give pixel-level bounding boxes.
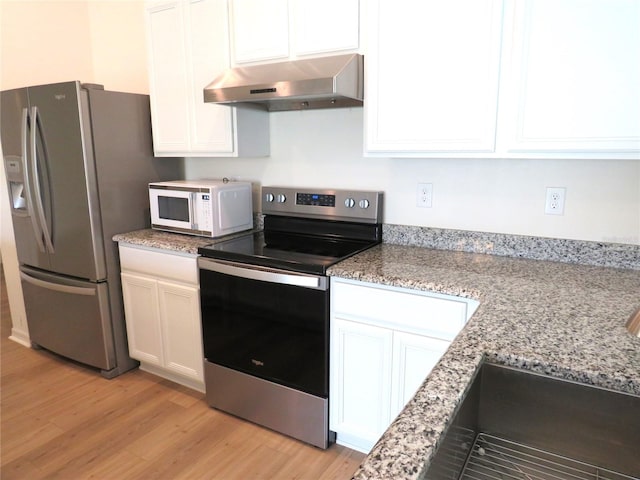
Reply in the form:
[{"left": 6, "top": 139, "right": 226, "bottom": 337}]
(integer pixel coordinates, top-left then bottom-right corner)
[{"left": 198, "top": 258, "right": 329, "bottom": 398}]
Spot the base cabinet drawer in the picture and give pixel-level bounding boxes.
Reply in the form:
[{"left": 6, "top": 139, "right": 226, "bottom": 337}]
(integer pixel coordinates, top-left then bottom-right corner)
[{"left": 332, "top": 278, "right": 474, "bottom": 341}]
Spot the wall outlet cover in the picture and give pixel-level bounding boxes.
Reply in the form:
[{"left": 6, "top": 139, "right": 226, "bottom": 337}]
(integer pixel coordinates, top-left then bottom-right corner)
[
  {"left": 545, "top": 187, "right": 566, "bottom": 215},
  {"left": 417, "top": 183, "right": 433, "bottom": 208}
]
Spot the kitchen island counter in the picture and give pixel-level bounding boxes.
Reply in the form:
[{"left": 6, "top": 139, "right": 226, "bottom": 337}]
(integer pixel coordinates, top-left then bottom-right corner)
[{"left": 327, "top": 243, "right": 640, "bottom": 480}]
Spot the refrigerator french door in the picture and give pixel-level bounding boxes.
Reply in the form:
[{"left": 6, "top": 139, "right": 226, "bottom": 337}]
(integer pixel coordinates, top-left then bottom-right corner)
[{"left": 1, "top": 81, "right": 180, "bottom": 377}]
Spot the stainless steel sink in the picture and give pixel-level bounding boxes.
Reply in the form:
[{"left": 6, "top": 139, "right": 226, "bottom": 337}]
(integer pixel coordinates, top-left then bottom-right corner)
[{"left": 423, "top": 363, "right": 640, "bottom": 479}]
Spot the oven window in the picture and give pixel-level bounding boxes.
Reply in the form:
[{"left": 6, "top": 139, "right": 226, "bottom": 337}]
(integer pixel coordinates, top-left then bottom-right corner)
[
  {"left": 200, "top": 269, "right": 329, "bottom": 398},
  {"left": 158, "top": 196, "right": 189, "bottom": 222}
]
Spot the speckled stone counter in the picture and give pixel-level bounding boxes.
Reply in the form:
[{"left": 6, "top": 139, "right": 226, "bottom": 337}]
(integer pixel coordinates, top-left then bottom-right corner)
[
  {"left": 327, "top": 244, "right": 640, "bottom": 480},
  {"left": 383, "top": 224, "right": 640, "bottom": 270},
  {"left": 112, "top": 228, "right": 257, "bottom": 254}
]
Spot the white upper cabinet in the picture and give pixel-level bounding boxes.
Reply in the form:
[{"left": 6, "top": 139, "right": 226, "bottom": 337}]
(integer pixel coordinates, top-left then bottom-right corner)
[
  {"left": 365, "top": 0, "right": 504, "bottom": 154},
  {"left": 146, "top": 0, "right": 269, "bottom": 157},
  {"left": 147, "top": 1, "right": 191, "bottom": 153},
  {"left": 187, "top": 0, "right": 235, "bottom": 153},
  {"left": 230, "top": 0, "right": 360, "bottom": 65},
  {"left": 499, "top": 0, "right": 640, "bottom": 157},
  {"left": 230, "top": 0, "right": 290, "bottom": 63},
  {"left": 291, "top": 0, "right": 360, "bottom": 56},
  {"left": 365, "top": 0, "right": 640, "bottom": 159}
]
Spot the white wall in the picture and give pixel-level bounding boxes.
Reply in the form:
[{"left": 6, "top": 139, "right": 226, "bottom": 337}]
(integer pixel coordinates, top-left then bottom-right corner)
[
  {"left": 0, "top": 1, "right": 147, "bottom": 92},
  {"left": 186, "top": 108, "right": 640, "bottom": 245},
  {"left": 88, "top": 1, "right": 149, "bottom": 94},
  {"left": 0, "top": 1, "right": 94, "bottom": 90}
]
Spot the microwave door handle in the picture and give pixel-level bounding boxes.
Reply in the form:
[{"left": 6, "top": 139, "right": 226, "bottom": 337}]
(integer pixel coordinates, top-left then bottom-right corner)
[
  {"left": 29, "top": 106, "right": 55, "bottom": 253},
  {"left": 189, "top": 192, "right": 197, "bottom": 230},
  {"left": 21, "top": 107, "right": 46, "bottom": 253}
]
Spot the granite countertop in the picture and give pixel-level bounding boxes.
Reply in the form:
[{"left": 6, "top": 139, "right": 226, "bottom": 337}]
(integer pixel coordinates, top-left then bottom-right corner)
[
  {"left": 112, "top": 228, "right": 258, "bottom": 254},
  {"left": 327, "top": 244, "right": 640, "bottom": 480},
  {"left": 113, "top": 228, "right": 640, "bottom": 478}
]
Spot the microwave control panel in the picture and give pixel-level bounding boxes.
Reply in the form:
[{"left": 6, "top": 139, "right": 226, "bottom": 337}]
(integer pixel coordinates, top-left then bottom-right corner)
[{"left": 196, "top": 193, "right": 212, "bottom": 230}]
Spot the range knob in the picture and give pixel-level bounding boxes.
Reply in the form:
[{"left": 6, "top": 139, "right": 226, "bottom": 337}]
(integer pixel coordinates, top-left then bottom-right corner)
[
  {"left": 264, "top": 193, "right": 275, "bottom": 203},
  {"left": 276, "top": 193, "right": 287, "bottom": 203},
  {"left": 344, "top": 198, "right": 355, "bottom": 208},
  {"left": 359, "top": 199, "right": 370, "bottom": 209}
]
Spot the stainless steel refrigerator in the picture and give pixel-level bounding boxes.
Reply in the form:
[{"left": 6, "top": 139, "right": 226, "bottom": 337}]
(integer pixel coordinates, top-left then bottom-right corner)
[{"left": 1, "top": 81, "right": 181, "bottom": 378}]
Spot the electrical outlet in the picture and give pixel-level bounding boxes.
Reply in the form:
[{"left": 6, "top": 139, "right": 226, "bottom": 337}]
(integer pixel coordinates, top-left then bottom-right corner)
[
  {"left": 417, "top": 183, "right": 433, "bottom": 208},
  {"left": 545, "top": 187, "right": 566, "bottom": 215}
]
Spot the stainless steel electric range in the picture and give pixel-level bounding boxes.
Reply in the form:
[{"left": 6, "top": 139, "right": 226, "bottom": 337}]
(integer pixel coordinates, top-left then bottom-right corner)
[{"left": 197, "top": 186, "right": 383, "bottom": 448}]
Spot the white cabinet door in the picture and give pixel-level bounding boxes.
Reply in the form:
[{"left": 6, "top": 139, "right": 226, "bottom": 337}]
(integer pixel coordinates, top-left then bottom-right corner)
[
  {"left": 500, "top": 0, "right": 640, "bottom": 155},
  {"left": 186, "top": 0, "right": 235, "bottom": 153},
  {"left": 291, "top": 0, "right": 360, "bottom": 56},
  {"left": 230, "top": 0, "right": 289, "bottom": 63},
  {"left": 231, "top": 0, "right": 360, "bottom": 64},
  {"left": 158, "top": 280, "right": 203, "bottom": 381},
  {"left": 365, "top": 0, "right": 504, "bottom": 154},
  {"left": 121, "top": 272, "right": 164, "bottom": 367},
  {"left": 147, "top": 1, "right": 191, "bottom": 154},
  {"left": 330, "top": 318, "right": 393, "bottom": 453},
  {"left": 146, "top": 0, "right": 234, "bottom": 155},
  {"left": 390, "top": 331, "right": 450, "bottom": 418}
]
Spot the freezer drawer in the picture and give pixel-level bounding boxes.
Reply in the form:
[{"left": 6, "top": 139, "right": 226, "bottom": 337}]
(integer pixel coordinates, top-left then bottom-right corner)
[{"left": 20, "top": 266, "right": 116, "bottom": 371}]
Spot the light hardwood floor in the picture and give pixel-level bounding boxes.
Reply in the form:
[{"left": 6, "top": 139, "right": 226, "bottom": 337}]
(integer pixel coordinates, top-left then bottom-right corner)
[{"left": 0, "top": 274, "right": 365, "bottom": 479}]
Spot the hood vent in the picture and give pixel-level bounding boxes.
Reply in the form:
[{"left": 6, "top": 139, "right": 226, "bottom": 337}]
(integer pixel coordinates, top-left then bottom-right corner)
[{"left": 203, "top": 54, "right": 363, "bottom": 112}]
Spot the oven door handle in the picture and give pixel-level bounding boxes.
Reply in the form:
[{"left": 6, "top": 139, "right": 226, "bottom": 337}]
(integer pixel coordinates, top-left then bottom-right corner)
[{"left": 198, "top": 258, "right": 328, "bottom": 291}]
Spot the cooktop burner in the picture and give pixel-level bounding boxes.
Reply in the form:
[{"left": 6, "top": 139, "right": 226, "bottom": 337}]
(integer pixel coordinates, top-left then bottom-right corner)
[
  {"left": 199, "top": 229, "right": 378, "bottom": 275},
  {"left": 198, "top": 186, "right": 383, "bottom": 275}
]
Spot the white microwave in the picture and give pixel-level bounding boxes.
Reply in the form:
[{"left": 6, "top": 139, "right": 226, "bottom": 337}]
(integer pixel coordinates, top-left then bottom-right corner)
[{"left": 149, "top": 180, "right": 253, "bottom": 238}]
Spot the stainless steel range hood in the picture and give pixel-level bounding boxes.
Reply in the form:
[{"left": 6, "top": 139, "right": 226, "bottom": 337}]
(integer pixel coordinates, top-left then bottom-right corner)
[{"left": 203, "top": 54, "right": 363, "bottom": 112}]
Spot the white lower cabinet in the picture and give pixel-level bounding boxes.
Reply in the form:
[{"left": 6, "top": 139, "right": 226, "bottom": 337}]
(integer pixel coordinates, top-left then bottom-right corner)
[
  {"left": 390, "top": 331, "right": 450, "bottom": 417},
  {"left": 119, "top": 245, "right": 204, "bottom": 392},
  {"left": 120, "top": 273, "right": 163, "bottom": 366},
  {"left": 330, "top": 319, "right": 393, "bottom": 452},
  {"left": 330, "top": 277, "right": 478, "bottom": 453}
]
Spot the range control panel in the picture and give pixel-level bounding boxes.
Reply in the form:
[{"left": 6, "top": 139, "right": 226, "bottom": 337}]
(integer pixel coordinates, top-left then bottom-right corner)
[
  {"left": 262, "top": 187, "right": 383, "bottom": 224},
  {"left": 296, "top": 192, "right": 336, "bottom": 207}
]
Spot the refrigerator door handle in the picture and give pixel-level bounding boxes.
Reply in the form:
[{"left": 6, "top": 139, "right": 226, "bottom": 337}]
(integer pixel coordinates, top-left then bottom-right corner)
[
  {"left": 29, "top": 106, "right": 55, "bottom": 253},
  {"left": 21, "top": 107, "right": 46, "bottom": 253},
  {"left": 20, "top": 271, "right": 97, "bottom": 296}
]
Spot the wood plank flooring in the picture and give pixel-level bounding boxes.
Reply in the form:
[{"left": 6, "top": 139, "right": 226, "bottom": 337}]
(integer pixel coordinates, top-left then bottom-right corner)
[{"left": 0, "top": 274, "right": 365, "bottom": 479}]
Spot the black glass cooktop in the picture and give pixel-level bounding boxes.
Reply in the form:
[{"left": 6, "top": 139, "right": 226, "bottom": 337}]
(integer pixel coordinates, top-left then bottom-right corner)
[{"left": 198, "top": 216, "right": 382, "bottom": 275}]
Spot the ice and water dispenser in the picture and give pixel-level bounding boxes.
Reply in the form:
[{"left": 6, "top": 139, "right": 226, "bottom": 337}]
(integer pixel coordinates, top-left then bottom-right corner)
[{"left": 4, "top": 156, "right": 28, "bottom": 212}]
